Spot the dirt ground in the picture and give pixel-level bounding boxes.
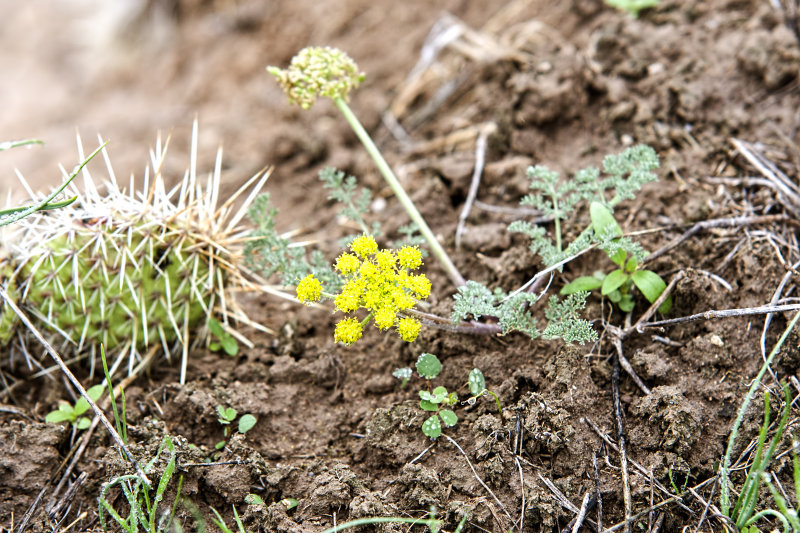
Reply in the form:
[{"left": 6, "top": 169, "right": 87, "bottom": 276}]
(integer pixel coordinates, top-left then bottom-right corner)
[{"left": 2, "top": 0, "right": 800, "bottom": 531}]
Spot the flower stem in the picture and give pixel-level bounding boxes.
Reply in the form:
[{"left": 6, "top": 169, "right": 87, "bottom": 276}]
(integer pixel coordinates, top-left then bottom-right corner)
[{"left": 334, "top": 97, "right": 465, "bottom": 287}]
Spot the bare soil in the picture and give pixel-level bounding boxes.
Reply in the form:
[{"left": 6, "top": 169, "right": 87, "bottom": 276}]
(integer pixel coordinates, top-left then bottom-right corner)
[{"left": 2, "top": 1, "right": 800, "bottom": 532}]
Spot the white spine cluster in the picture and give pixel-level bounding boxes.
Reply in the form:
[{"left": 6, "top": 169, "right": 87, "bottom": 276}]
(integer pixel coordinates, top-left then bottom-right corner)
[{"left": 0, "top": 121, "right": 271, "bottom": 383}]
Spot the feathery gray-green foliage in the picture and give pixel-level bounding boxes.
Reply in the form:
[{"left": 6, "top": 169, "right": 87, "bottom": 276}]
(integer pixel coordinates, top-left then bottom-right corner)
[
  {"left": 319, "top": 166, "right": 381, "bottom": 237},
  {"left": 453, "top": 145, "right": 660, "bottom": 342},
  {"left": 510, "top": 144, "right": 658, "bottom": 267},
  {"left": 244, "top": 193, "right": 339, "bottom": 289},
  {"left": 451, "top": 281, "right": 596, "bottom": 343}
]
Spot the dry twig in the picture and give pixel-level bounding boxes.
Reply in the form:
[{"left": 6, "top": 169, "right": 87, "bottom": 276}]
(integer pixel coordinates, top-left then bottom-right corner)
[{"left": 456, "top": 123, "right": 497, "bottom": 249}]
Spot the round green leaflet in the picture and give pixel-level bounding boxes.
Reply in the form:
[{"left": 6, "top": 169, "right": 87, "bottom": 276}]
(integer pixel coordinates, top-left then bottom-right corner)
[
  {"left": 468, "top": 368, "right": 485, "bottom": 396},
  {"left": 416, "top": 352, "right": 442, "bottom": 379},
  {"left": 439, "top": 409, "right": 458, "bottom": 427},
  {"left": 422, "top": 414, "right": 442, "bottom": 438}
]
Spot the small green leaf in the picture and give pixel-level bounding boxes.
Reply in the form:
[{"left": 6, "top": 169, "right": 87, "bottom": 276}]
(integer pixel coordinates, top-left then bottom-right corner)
[
  {"left": 439, "top": 410, "right": 458, "bottom": 427},
  {"left": 422, "top": 415, "right": 442, "bottom": 439},
  {"left": 468, "top": 369, "right": 486, "bottom": 396},
  {"left": 209, "top": 342, "right": 221, "bottom": 352},
  {"left": 245, "top": 494, "right": 265, "bottom": 506},
  {"left": 432, "top": 386, "right": 448, "bottom": 397},
  {"left": 208, "top": 318, "right": 224, "bottom": 337},
  {"left": 73, "top": 398, "right": 90, "bottom": 417},
  {"left": 446, "top": 392, "right": 459, "bottom": 406},
  {"left": 215, "top": 440, "right": 226, "bottom": 450},
  {"left": 608, "top": 290, "right": 622, "bottom": 303},
  {"left": 608, "top": 248, "right": 627, "bottom": 267},
  {"left": 238, "top": 414, "right": 257, "bottom": 434},
  {"left": 222, "top": 337, "right": 238, "bottom": 356},
  {"left": 392, "top": 367, "right": 412, "bottom": 384},
  {"left": 76, "top": 417, "right": 91, "bottom": 430},
  {"left": 420, "top": 387, "right": 448, "bottom": 404},
  {"left": 619, "top": 296, "right": 635, "bottom": 312},
  {"left": 280, "top": 498, "right": 299, "bottom": 510},
  {"left": 218, "top": 407, "right": 237, "bottom": 422},
  {"left": 45, "top": 410, "right": 73, "bottom": 424},
  {"left": 87, "top": 384, "right": 104, "bottom": 402},
  {"left": 419, "top": 399, "right": 439, "bottom": 411},
  {"left": 73, "top": 384, "right": 105, "bottom": 417},
  {"left": 657, "top": 295, "right": 673, "bottom": 314},
  {"left": 631, "top": 270, "right": 667, "bottom": 304},
  {"left": 416, "top": 353, "right": 442, "bottom": 379},
  {"left": 561, "top": 276, "right": 604, "bottom": 295},
  {"left": 625, "top": 256, "right": 638, "bottom": 273},
  {"left": 602, "top": 269, "right": 629, "bottom": 295},
  {"left": 590, "top": 202, "right": 622, "bottom": 238}
]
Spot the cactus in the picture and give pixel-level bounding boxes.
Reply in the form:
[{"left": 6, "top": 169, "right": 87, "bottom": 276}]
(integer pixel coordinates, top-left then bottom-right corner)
[{"left": 0, "top": 122, "right": 271, "bottom": 383}]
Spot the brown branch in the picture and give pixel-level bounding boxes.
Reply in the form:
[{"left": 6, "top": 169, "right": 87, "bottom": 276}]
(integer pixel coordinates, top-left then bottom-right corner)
[
  {"left": 634, "top": 303, "right": 800, "bottom": 332},
  {"left": 400, "top": 308, "right": 502, "bottom": 335},
  {"left": 612, "top": 348, "right": 633, "bottom": 533},
  {"left": 643, "top": 214, "right": 792, "bottom": 265},
  {"left": 455, "top": 123, "right": 495, "bottom": 249},
  {"left": 593, "top": 453, "right": 603, "bottom": 533}
]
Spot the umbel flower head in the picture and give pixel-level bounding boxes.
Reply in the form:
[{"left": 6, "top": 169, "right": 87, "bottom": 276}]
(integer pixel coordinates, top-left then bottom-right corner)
[
  {"left": 267, "top": 46, "right": 365, "bottom": 110},
  {"left": 296, "top": 235, "right": 430, "bottom": 345}
]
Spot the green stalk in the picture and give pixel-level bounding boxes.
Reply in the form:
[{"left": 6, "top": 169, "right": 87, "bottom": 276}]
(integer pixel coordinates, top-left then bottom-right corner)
[
  {"left": 334, "top": 98, "right": 465, "bottom": 287},
  {"left": 320, "top": 516, "right": 441, "bottom": 533},
  {"left": 551, "top": 194, "right": 561, "bottom": 253},
  {"left": 720, "top": 308, "right": 800, "bottom": 516},
  {"left": 100, "top": 345, "right": 126, "bottom": 446}
]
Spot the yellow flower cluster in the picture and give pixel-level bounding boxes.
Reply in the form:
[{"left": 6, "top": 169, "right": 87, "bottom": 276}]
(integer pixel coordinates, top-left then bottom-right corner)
[
  {"left": 295, "top": 235, "right": 430, "bottom": 345},
  {"left": 296, "top": 275, "right": 322, "bottom": 304}
]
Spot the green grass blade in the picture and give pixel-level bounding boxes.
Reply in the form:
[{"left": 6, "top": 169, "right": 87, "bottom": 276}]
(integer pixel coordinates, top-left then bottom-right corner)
[
  {"left": 150, "top": 437, "right": 176, "bottom": 531},
  {"left": 0, "top": 139, "right": 44, "bottom": 151},
  {"left": 764, "top": 471, "right": 800, "bottom": 531},
  {"left": 163, "top": 474, "right": 184, "bottom": 533},
  {"left": 210, "top": 507, "right": 235, "bottom": 533},
  {"left": 319, "top": 516, "right": 442, "bottom": 533},
  {"left": 792, "top": 434, "right": 800, "bottom": 508},
  {"left": 721, "top": 308, "right": 800, "bottom": 516},
  {"left": 232, "top": 504, "right": 247, "bottom": 533},
  {"left": 0, "top": 141, "right": 107, "bottom": 226},
  {"left": 743, "top": 507, "right": 791, "bottom": 533},
  {"left": 734, "top": 391, "right": 771, "bottom": 523},
  {"left": 100, "top": 345, "right": 125, "bottom": 445}
]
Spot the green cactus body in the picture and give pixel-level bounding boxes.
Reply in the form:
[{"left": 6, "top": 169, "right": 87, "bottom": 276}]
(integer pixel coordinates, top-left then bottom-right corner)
[
  {"left": 6, "top": 226, "right": 210, "bottom": 353},
  {"left": 0, "top": 123, "right": 271, "bottom": 382}
]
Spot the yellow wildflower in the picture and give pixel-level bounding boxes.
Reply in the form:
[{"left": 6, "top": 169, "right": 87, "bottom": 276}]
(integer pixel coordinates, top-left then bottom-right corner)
[
  {"left": 334, "top": 288, "right": 360, "bottom": 313},
  {"left": 373, "top": 307, "right": 396, "bottom": 330},
  {"left": 375, "top": 250, "right": 396, "bottom": 271},
  {"left": 351, "top": 234, "right": 378, "bottom": 258},
  {"left": 411, "top": 274, "right": 431, "bottom": 299},
  {"left": 321, "top": 238, "right": 430, "bottom": 345},
  {"left": 397, "top": 246, "right": 422, "bottom": 269},
  {"left": 391, "top": 287, "right": 415, "bottom": 309},
  {"left": 396, "top": 317, "right": 421, "bottom": 342},
  {"left": 296, "top": 275, "right": 322, "bottom": 303},
  {"left": 358, "top": 259, "right": 378, "bottom": 279},
  {"left": 334, "top": 317, "right": 363, "bottom": 345},
  {"left": 335, "top": 252, "right": 360, "bottom": 275}
]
